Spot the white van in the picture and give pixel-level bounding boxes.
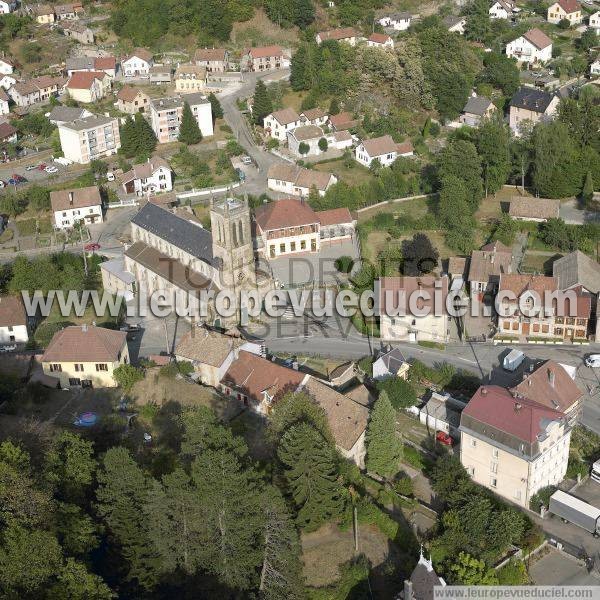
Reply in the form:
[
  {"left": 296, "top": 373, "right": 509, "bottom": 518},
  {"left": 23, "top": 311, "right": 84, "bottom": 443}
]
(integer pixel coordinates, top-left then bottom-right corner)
[
  {"left": 585, "top": 354, "right": 600, "bottom": 368},
  {"left": 503, "top": 349, "right": 525, "bottom": 371}
]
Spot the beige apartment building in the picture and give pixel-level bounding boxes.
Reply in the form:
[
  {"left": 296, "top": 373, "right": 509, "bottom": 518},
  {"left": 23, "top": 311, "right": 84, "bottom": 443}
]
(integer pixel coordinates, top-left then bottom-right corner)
[
  {"left": 149, "top": 93, "right": 213, "bottom": 143},
  {"left": 460, "top": 385, "right": 571, "bottom": 508},
  {"left": 58, "top": 114, "right": 121, "bottom": 164},
  {"left": 41, "top": 325, "right": 129, "bottom": 389}
]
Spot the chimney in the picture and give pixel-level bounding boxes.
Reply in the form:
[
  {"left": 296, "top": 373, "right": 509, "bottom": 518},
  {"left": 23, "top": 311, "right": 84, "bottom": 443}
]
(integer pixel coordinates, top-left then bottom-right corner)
[
  {"left": 480, "top": 386, "right": 487, "bottom": 395},
  {"left": 68, "top": 191, "right": 74, "bottom": 205},
  {"left": 82, "top": 323, "right": 87, "bottom": 332},
  {"left": 548, "top": 368, "right": 555, "bottom": 388},
  {"left": 514, "top": 402, "right": 522, "bottom": 412},
  {"left": 491, "top": 253, "right": 495, "bottom": 264},
  {"left": 404, "top": 580, "right": 413, "bottom": 600}
]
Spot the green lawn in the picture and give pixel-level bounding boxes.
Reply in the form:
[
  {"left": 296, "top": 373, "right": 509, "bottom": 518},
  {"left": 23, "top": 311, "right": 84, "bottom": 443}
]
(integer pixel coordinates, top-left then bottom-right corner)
[
  {"left": 15, "top": 218, "right": 37, "bottom": 236},
  {"left": 313, "top": 159, "right": 376, "bottom": 187}
]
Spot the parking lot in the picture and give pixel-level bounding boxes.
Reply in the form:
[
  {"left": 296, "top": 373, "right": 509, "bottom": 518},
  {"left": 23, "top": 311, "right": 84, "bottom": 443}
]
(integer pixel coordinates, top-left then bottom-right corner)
[
  {"left": 0, "top": 157, "right": 87, "bottom": 188},
  {"left": 529, "top": 547, "right": 600, "bottom": 585},
  {"left": 570, "top": 478, "right": 600, "bottom": 508}
]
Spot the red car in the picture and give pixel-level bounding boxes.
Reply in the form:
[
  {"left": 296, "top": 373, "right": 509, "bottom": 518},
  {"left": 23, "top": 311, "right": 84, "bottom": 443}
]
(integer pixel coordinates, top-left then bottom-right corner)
[
  {"left": 84, "top": 242, "right": 101, "bottom": 252},
  {"left": 436, "top": 431, "right": 453, "bottom": 446},
  {"left": 37, "top": 163, "right": 47, "bottom": 171}
]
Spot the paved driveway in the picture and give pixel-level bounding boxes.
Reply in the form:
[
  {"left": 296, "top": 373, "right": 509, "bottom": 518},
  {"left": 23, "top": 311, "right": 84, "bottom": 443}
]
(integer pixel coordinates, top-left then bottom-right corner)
[
  {"left": 560, "top": 200, "right": 600, "bottom": 225},
  {"left": 529, "top": 547, "right": 600, "bottom": 585}
]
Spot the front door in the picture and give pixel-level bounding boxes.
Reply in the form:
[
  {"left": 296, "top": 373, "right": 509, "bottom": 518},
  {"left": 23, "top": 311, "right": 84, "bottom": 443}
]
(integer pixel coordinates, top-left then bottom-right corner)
[{"left": 522, "top": 322, "right": 530, "bottom": 336}]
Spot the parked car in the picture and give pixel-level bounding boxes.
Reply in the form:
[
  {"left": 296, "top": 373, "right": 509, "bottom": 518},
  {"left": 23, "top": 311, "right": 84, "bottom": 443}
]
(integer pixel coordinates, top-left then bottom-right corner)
[
  {"left": 106, "top": 172, "right": 115, "bottom": 181},
  {"left": 435, "top": 431, "right": 453, "bottom": 446},
  {"left": 37, "top": 163, "right": 47, "bottom": 171},
  {"left": 241, "top": 155, "right": 252, "bottom": 165},
  {"left": 0, "top": 180, "right": 5, "bottom": 188},
  {"left": 84, "top": 242, "right": 101, "bottom": 252},
  {"left": 45, "top": 166, "right": 58, "bottom": 174},
  {"left": 25, "top": 164, "right": 37, "bottom": 171},
  {"left": 585, "top": 354, "right": 600, "bottom": 368},
  {"left": 0, "top": 344, "right": 17, "bottom": 353},
  {"left": 503, "top": 349, "right": 525, "bottom": 371}
]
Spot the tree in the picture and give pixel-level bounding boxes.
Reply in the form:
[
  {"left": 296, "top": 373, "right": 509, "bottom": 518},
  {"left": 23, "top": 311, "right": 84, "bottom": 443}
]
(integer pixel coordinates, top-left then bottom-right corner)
[
  {"left": 47, "top": 558, "right": 114, "bottom": 600},
  {"left": 401, "top": 233, "right": 439, "bottom": 275},
  {"left": 208, "top": 92, "right": 223, "bottom": 120},
  {"left": 178, "top": 102, "right": 203, "bottom": 145},
  {"left": 329, "top": 97, "right": 340, "bottom": 115},
  {"left": 318, "top": 137, "right": 328, "bottom": 152},
  {"left": 449, "top": 552, "right": 499, "bottom": 585},
  {"left": 365, "top": 391, "right": 403, "bottom": 478},
  {"left": 558, "top": 18, "right": 571, "bottom": 29},
  {"left": 95, "top": 447, "right": 158, "bottom": 588},
  {"left": 531, "top": 121, "right": 582, "bottom": 198},
  {"left": 133, "top": 112, "right": 157, "bottom": 157},
  {"left": 26, "top": 185, "right": 51, "bottom": 211},
  {"left": 582, "top": 170, "right": 594, "bottom": 205},
  {"left": 44, "top": 431, "right": 96, "bottom": 503},
  {"left": 579, "top": 29, "right": 597, "bottom": 52},
  {"left": 375, "top": 377, "right": 417, "bottom": 410},
  {"left": 277, "top": 423, "right": 344, "bottom": 530},
  {"left": 259, "top": 487, "right": 306, "bottom": 600},
  {"left": 112, "top": 364, "right": 144, "bottom": 393},
  {"left": 478, "top": 52, "right": 519, "bottom": 96},
  {"left": 197, "top": 0, "right": 232, "bottom": 40},
  {"left": 298, "top": 141, "right": 310, "bottom": 155},
  {"left": 0, "top": 525, "right": 62, "bottom": 596},
  {"left": 475, "top": 117, "right": 511, "bottom": 196},
  {"left": 252, "top": 80, "right": 273, "bottom": 125},
  {"left": 190, "top": 444, "right": 264, "bottom": 589},
  {"left": 436, "top": 139, "right": 483, "bottom": 211},
  {"left": 438, "top": 175, "right": 477, "bottom": 254},
  {"left": 464, "top": 0, "right": 492, "bottom": 42},
  {"left": 268, "top": 391, "right": 332, "bottom": 446}
]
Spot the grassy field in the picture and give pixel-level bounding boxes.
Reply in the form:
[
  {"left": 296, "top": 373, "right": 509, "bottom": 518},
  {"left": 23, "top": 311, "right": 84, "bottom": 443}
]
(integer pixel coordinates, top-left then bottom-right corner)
[
  {"left": 230, "top": 9, "right": 300, "bottom": 48},
  {"left": 521, "top": 252, "right": 561, "bottom": 274},
  {"left": 313, "top": 158, "right": 375, "bottom": 187}
]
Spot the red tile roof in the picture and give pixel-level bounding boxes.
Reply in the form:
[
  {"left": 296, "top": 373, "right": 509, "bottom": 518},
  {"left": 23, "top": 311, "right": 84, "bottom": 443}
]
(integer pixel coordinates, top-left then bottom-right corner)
[
  {"left": 0, "top": 295, "right": 27, "bottom": 327},
  {"left": 555, "top": 0, "right": 581, "bottom": 13},
  {"left": 463, "top": 385, "right": 564, "bottom": 443},
  {"left": 379, "top": 276, "right": 449, "bottom": 314},
  {"left": 316, "top": 207, "right": 354, "bottom": 226},
  {"left": 498, "top": 273, "right": 557, "bottom": 299},
  {"left": 221, "top": 350, "right": 305, "bottom": 405},
  {"left": 94, "top": 56, "right": 116, "bottom": 71},
  {"left": 116, "top": 85, "right": 146, "bottom": 102},
  {"left": 247, "top": 45, "right": 283, "bottom": 59},
  {"left": 511, "top": 360, "right": 582, "bottom": 413},
  {"left": 523, "top": 28, "right": 552, "bottom": 50},
  {"left": 368, "top": 32, "right": 392, "bottom": 44},
  {"left": 67, "top": 70, "right": 106, "bottom": 90},
  {"left": 0, "top": 122, "right": 16, "bottom": 140},
  {"left": 42, "top": 325, "right": 126, "bottom": 363},
  {"left": 317, "top": 27, "right": 359, "bottom": 41},
  {"left": 254, "top": 198, "right": 319, "bottom": 231}
]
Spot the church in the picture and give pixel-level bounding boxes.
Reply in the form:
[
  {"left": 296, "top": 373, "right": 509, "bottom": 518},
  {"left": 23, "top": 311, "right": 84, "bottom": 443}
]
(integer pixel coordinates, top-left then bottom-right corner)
[{"left": 120, "top": 197, "right": 271, "bottom": 325}]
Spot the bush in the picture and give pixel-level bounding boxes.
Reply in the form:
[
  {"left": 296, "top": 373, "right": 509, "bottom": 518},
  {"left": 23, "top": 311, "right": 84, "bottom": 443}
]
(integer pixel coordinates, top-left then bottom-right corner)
[
  {"left": 375, "top": 377, "right": 417, "bottom": 409},
  {"left": 113, "top": 364, "right": 144, "bottom": 393},
  {"left": 266, "top": 138, "right": 279, "bottom": 150},
  {"left": 357, "top": 355, "right": 372, "bottom": 376},
  {"left": 558, "top": 18, "right": 570, "bottom": 29},
  {"left": 334, "top": 255, "right": 354, "bottom": 273},
  {"left": 529, "top": 485, "right": 557, "bottom": 511},
  {"left": 356, "top": 497, "right": 399, "bottom": 540},
  {"left": 34, "top": 321, "right": 74, "bottom": 348},
  {"left": 497, "top": 560, "right": 529, "bottom": 585},
  {"left": 394, "top": 475, "right": 414, "bottom": 497}
]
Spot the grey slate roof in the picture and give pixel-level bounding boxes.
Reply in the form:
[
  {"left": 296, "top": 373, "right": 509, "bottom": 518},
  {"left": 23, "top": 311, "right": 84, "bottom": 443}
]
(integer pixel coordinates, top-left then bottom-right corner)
[
  {"left": 131, "top": 202, "right": 215, "bottom": 266},
  {"left": 553, "top": 250, "right": 600, "bottom": 294},
  {"left": 510, "top": 87, "right": 555, "bottom": 113},
  {"left": 377, "top": 347, "right": 407, "bottom": 373},
  {"left": 66, "top": 56, "right": 96, "bottom": 71},
  {"left": 47, "top": 106, "right": 88, "bottom": 123},
  {"left": 462, "top": 95, "right": 493, "bottom": 116},
  {"left": 61, "top": 114, "right": 116, "bottom": 131}
]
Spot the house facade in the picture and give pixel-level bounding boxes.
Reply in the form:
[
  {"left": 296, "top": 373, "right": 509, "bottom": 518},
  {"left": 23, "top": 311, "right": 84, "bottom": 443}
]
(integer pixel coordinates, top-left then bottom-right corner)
[
  {"left": 149, "top": 93, "right": 213, "bottom": 143},
  {"left": 547, "top": 0, "right": 582, "bottom": 25},
  {"left": 590, "top": 11, "right": 600, "bottom": 32},
  {"left": 263, "top": 107, "right": 301, "bottom": 140},
  {"left": 0, "top": 88, "right": 9, "bottom": 116},
  {"left": 122, "top": 49, "right": 153, "bottom": 76},
  {"left": 174, "top": 64, "right": 207, "bottom": 93},
  {"left": 378, "top": 12, "right": 411, "bottom": 30},
  {"left": 121, "top": 157, "right": 173, "bottom": 195},
  {"left": 378, "top": 276, "right": 450, "bottom": 343},
  {"left": 61, "top": 21, "right": 94, "bottom": 44},
  {"left": 33, "top": 4, "right": 54, "bottom": 23},
  {"left": 9, "top": 76, "right": 63, "bottom": 107},
  {"left": 116, "top": 85, "right": 150, "bottom": 114},
  {"left": 315, "top": 27, "right": 360, "bottom": 45},
  {"left": 509, "top": 87, "right": 559, "bottom": 134},
  {"left": 489, "top": 0, "right": 517, "bottom": 19},
  {"left": 355, "top": 135, "right": 413, "bottom": 167},
  {"left": 460, "top": 385, "right": 571, "bottom": 508},
  {"left": 467, "top": 240, "right": 513, "bottom": 294},
  {"left": 506, "top": 28, "right": 553, "bottom": 64},
  {"left": 367, "top": 33, "right": 394, "bottom": 49},
  {"left": 42, "top": 325, "right": 129, "bottom": 389},
  {"left": 0, "top": 295, "right": 29, "bottom": 345},
  {"left": 267, "top": 163, "right": 338, "bottom": 197},
  {"left": 50, "top": 187, "right": 103, "bottom": 229},
  {"left": 244, "top": 46, "right": 289, "bottom": 72},
  {"left": 58, "top": 114, "right": 121, "bottom": 164},
  {"left": 194, "top": 48, "right": 229, "bottom": 72},
  {"left": 0, "top": 122, "right": 17, "bottom": 144},
  {"left": 66, "top": 71, "right": 111, "bottom": 103},
  {"left": 0, "top": 58, "right": 14, "bottom": 75},
  {"left": 254, "top": 198, "right": 355, "bottom": 259},
  {"left": 0, "top": 0, "right": 17, "bottom": 13},
  {"left": 460, "top": 96, "right": 497, "bottom": 127}
]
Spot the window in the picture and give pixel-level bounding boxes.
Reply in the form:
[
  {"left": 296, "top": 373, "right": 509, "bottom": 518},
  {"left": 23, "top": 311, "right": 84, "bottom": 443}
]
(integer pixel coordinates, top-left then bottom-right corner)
[
  {"left": 279, "top": 243, "right": 285, "bottom": 253},
  {"left": 74, "top": 363, "right": 84, "bottom": 372},
  {"left": 492, "top": 448, "right": 499, "bottom": 458},
  {"left": 514, "top": 489, "right": 522, "bottom": 500},
  {"left": 470, "top": 439, "right": 477, "bottom": 448},
  {"left": 290, "top": 241, "right": 296, "bottom": 251},
  {"left": 490, "top": 477, "right": 497, "bottom": 488},
  {"left": 95, "top": 363, "right": 108, "bottom": 371},
  {"left": 300, "top": 240, "right": 306, "bottom": 250},
  {"left": 49, "top": 363, "right": 62, "bottom": 372},
  {"left": 490, "top": 462, "right": 498, "bottom": 474},
  {"left": 468, "top": 466, "right": 475, "bottom": 476}
]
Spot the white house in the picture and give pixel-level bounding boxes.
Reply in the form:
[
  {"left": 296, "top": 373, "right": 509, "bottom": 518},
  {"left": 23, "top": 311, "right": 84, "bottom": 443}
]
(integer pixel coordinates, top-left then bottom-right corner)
[
  {"left": 263, "top": 107, "right": 301, "bottom": 141},
  {"left": 315, "top": 27, "right": 360, "bottom": 45},
  {"left": 0, "top": 88, "right": 8, "bottom": 115},
  {"left": 378, "top": 12, "right": 411, "bottom": 30},
  {"left": 489, "top": 0, "right": 517, "bottom": 19},
  {"left": 443, "top": 15, "right": 467, "bottom": 34},
  {"left": 547, "top": 0, "right": 582, "bottom": 25},
  {"left": 122, "top": 48, "right": 153, "bottom": 77},
  {"left": 50, "top": 187, "right": 103, "bottom": 229},
  {"left": 367, "top": 33, "right": 394, "bottom": 49},
  {"left": 267, "top": 163, "right": 338, "bottom": 197},
  {"left": 299, "top": 107, "right": 329, "bottom": 127},
  {"left": 0, "top": 74, "right": 15, "bottom": 90},
  {"left": 591, "top": 59, "right": 600, "bottom": 76},
  {"left": 0, "top": 296, "right": 29, "bottom": 345},
  {"left": 372, "top": 347, "right": 410, "bottom": 381},
  {"left": 589, "top": 11, "right": 600, "bottom": 32},
  {"left": 0, "top": 0, "right": 17, "bottom": 14},
  {"left": 506, "top": 28, "right": 553, "bottom": 64},
  {"left": 0, "top": 58, "right": 14, "bottom": 75},
  {"left": 121, "top": 157, "right": 173, "bottom": 195},
  {"left": 355, "top": 135, "right": 413, "bottom": 168}
]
